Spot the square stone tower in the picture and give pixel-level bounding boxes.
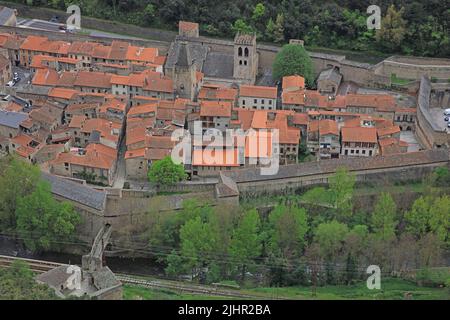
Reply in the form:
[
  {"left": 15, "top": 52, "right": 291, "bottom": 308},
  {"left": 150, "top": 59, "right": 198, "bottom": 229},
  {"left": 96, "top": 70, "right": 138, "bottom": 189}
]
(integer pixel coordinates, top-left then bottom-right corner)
[{"left": 233, "top": 32, "right": 258, "bottom": 84}]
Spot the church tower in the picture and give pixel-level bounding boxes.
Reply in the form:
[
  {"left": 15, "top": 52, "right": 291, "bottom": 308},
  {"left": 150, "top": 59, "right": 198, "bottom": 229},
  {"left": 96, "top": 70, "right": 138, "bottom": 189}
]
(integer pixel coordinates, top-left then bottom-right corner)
[
  {"left": 233, "top": 32, "right": 258, "bottom": 84},
  {"left": 172, "top": 42, "right": 197, "bottom": 100}
]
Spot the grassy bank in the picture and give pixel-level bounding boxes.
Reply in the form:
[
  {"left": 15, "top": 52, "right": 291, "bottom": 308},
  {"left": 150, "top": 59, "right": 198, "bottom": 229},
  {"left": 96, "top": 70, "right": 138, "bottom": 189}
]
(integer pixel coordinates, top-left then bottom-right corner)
[{"left": 123, "top": 278, "right": 449, "bottom": 300}]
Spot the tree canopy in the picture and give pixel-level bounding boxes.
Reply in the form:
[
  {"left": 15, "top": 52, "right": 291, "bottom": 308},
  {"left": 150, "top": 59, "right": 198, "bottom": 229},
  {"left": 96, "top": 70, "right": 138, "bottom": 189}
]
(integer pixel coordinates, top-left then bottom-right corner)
[
  {"left": 272, "top": 44, "right": 314, "bottom": 86},
  {"left": 147, "top": 156, "right": 187, "bottom": 186}
]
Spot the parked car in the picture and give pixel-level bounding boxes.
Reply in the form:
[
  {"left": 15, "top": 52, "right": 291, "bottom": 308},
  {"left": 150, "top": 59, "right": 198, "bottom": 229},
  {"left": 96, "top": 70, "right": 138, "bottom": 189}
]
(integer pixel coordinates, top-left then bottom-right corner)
[
  {"left": 448, "top": 122, "right": 450, "bottom": 128},
  {"left": 6, "top": 80, "right": 14, "bottom": 87},
  {"left": 444, "top": 108, "right": 450, "bottom": 116},
  {"left": 445, "top": 117, "right": 449, "bottom": 122}
]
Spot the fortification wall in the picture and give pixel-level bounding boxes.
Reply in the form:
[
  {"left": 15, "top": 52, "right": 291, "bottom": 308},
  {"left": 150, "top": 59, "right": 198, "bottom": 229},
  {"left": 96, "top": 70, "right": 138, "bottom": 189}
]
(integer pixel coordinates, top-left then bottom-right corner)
[{"left": 236, "top": 162, "right": 447, "bottom": 198}]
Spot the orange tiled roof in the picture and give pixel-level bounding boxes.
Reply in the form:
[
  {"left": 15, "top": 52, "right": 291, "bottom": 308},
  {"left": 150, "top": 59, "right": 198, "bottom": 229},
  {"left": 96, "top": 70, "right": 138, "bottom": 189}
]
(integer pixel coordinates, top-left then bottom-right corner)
[
  {"left": 48, "top": 87, "right": 79, "bottom": 100},
  {"left": 53, "top": 143, "right": 117, "bottom": 170},
  {"left": 282, "top": 90, "right": 305, "bottom": 105},
  {"left": 377, "top": 125, "right": 401, "bottom": 137},
  {"left": 282, "top": 75, "right": 305, "bottom": 91},
  {"left": 32, "top": 68, "right": 59, "bottom": 86},
  {"left": 192, "top": 148, "right": 240, "bottom": 167},
  {"left": 125, "top": 147, "right": 146, "bottom": 159},
  {"left": 198, "top": 85, "right": 238, "bottom": 101},
  {"left": 240, "top": 85, "right": 277, "bottom": 99},
  {"left": 179, "top": 21, "right": 199, "bottom": 32},
  {"left": 319, "top": 119, "right": 339, "bottom": 136},
  {"left": 342, "top": 127, "right": 377, "bottom": 143},
  {"left": 74, "top": 71, "right": 112, "bottom": 88},
  {"left": 200, "top": 100, "right": 232, "bottom": 117},
  {"left": 127, "top": 103, "right": 157, "bottom": 117}
]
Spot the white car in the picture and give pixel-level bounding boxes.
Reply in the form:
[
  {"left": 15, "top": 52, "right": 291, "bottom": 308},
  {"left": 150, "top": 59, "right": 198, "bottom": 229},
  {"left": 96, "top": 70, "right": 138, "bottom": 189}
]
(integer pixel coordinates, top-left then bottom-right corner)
[
  {"left": 6, "top": 80, "right": 14, "bottom": 87},
  {"left": 444, "top": 108, "right": 450, "bottom": 116}
]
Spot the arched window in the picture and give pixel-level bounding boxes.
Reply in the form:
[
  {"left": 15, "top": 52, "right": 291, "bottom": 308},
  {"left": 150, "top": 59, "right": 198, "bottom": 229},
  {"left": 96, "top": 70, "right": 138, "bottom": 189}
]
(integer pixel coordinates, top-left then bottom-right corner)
[
  {"left": 238, "top": 47, "right": 243, "bottom": 56},
  {"left": 239, "top": 60, "right": 242, "bottom": 65},
  {"left": 244, "top": 47, "right": 249, "bottom": 57}
]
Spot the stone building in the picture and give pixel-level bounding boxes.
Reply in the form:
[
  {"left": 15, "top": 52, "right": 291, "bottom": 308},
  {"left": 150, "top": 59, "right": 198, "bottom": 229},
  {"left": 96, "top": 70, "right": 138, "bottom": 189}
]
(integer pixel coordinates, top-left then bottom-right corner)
[
  {"left": 165, "top": 28, "right": 260, "bottom": 88},
  {"left": 233, "top": 33, "right": 258, "bottom": 84}
]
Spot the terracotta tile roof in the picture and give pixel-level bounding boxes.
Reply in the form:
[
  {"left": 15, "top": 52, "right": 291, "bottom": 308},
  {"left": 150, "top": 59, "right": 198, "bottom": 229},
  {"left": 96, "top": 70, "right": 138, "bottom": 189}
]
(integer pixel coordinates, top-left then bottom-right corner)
[
  {"left": 53, "top": 143, "right": 117, "bottom": 170},
  {"left": 128, "top": 104, "right": 157, "bottom": 118},
  {"left": 66, "top": 102, "right": 99, "bottom": 114},
  {"left": 377, "top": 125, "right": 401, "bottom": 137},
  {"left": 179, "top": 21, "right": 199, "bottom": 32},
  {"left": 48, "top": 87, "right": 79, "bottom": 100},
  {"left": 192, "top": 148, "right": 240, "bottom": 167},
  {"left": 58, "top": 72, "right": 77, "bottom": 87},
  {"left": 74, "top": 71, "right": 112, "bottom": 89},
  {"left": 68, "top": 115, "right": 86, "bottom": 128},
  {"left": 4, "top": 101, "right": 23, "bottom": 112},
  {"left": 126, "top": 46, "right": 158, "bottom": 63},
  {"left": 20, "top": 36, "right": 70, "bottom": 55},
  {"left": 146, "top": 135, "right": 176, "bottom": 149},
  {"left": 81, "top": 118, "right": 121, "bottom": 143},
  {"left": 282, "top": 75, "right": 305, "bottom": 91},
  {"left": 341, "top": 127, "right": 377, "bottom": 143},
  {"left": 346, "top": 94, "right": 396, "bottom": 110},
  {"left": 198, "top": 85, "right": 238, "bottom": 101},
  {"left": 236, "top": 109, "right": 254, "bottom": 130},
  {"left": 319, "top": 119, "right": 339, "bottom": 136},
  {"left": 126, "top": 126, "right": 146, "bottom": 147},
  {"left": 290, "top": 113, "right": 308, "bottom": 126},
  {"left": 282, "top": 90, "right": 305, "bottom": 105},
  {"left": 29, "top": 107, "right": 58, "bottom": 125},
  {"left": 145, "top": 148, "right": 172, "bottom": 161},
  {"left": 245, "top": 130, "right": 273, "bottom": 158},
  {"left": 11, "top": 134, "right": 33, "bottom": 146},
  {"left": 125, "top": 147, "right": 146, "bottom": 159},
  {"left": 98, "top": 99, "right": 126, "bottom": 114},
  {"left": 200, "top": 100, "right": 232, "bottom": 117},
  {"left": 68, "top": 41, "right": 99, "bottom": 55},
  {"left": 32, "top": 68, "right": 59, "bottom": 86},
  {"left": 240, "top": 85, "right": 277, "bottom": 99}
]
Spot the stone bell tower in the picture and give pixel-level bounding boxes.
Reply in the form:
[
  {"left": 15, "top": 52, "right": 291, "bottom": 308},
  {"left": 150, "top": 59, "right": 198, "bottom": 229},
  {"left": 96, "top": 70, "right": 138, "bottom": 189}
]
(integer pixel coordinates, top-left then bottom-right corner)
[{"left": 233, "top": 32, "right": 258, "bottom": 84}]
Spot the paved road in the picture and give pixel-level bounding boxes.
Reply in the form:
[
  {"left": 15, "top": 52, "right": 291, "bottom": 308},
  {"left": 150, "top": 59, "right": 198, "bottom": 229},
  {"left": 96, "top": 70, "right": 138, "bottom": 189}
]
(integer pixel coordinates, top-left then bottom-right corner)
[{"left": 17, "top": 18, "right": 146, "bottom": 41}]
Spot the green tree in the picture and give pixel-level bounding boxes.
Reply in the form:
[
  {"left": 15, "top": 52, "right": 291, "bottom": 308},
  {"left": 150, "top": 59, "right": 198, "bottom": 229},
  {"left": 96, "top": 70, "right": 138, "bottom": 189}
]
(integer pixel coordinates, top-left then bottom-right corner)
[
  {"left": 375, "top": 5, "right": 407, "bottom": 51},
  {"left": 0, "top": 260, "right": 57, "bottom": 300},
  {"left": 232, "top": 19, "right": 253, "bottom": 34},
  {"left": 252, "top": 3, "right": 265, "bottom": 22},
  {"left": 428, "top": 196, "right": 450, "bottom": 244},
  {"left": 0, "top": 156, "right": 40, "bottom": 229},
  {"left": 178, "top": 216, "right": 217, "bottom": 280},
  {"left": 229, "top": 209, "right": 262, "bottom": 282},
  {"left": 148, "top": 156, "right": 186, "bottom": 186},
  {"left": 15, "top": 181, "right": 81, "bottom": 252},
  {"left": 405, "top": 196, "right": 432, "bottom": 238},
  {"left": 328, "top": 167, "right": 355, "bottom": 221},
  {"left": 371, "top": 192, "right": 397, "bottom": 241},
  {"left": 314, "top": 220, "right": 349, "bottom": 259},
  {"left": 272, "top": 44, "right": 314, "bottom": 86},
  {"left": 405, "top": 195, "right": 449, "bottom": 244},
  {"left": 267, "top": 204, "right": 308, "bottom": 259},
  {"left": 273, "top": 13, "right": 285, "bottom": 43}
]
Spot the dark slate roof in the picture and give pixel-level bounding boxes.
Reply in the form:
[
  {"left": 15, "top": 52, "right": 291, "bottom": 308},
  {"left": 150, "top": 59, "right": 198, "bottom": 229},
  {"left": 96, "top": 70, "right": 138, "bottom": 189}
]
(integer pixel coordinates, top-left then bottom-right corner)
[
  {"left": 0, "top": 7, "right": 15, "bottom": 25},
  {"left": 223, "top": 149, "right": 450, "bottom": 183},
  {"left": 175, "top": 43, "right": 190, "bottom": 67},
  {"left": 0, "top": 110, "right": 28, "bottom": 129},
  {"left": 202, "top": 52, "right": 234, "bottom": 79},
  {"left": 165, "top": 39, "right": 207, "bottom": 71},
  {"left": 318, "top": 67, "right": 343, "bottom": 84},
  {"left": 42, "top": 172, "right": 107, "bottom": 211}
]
